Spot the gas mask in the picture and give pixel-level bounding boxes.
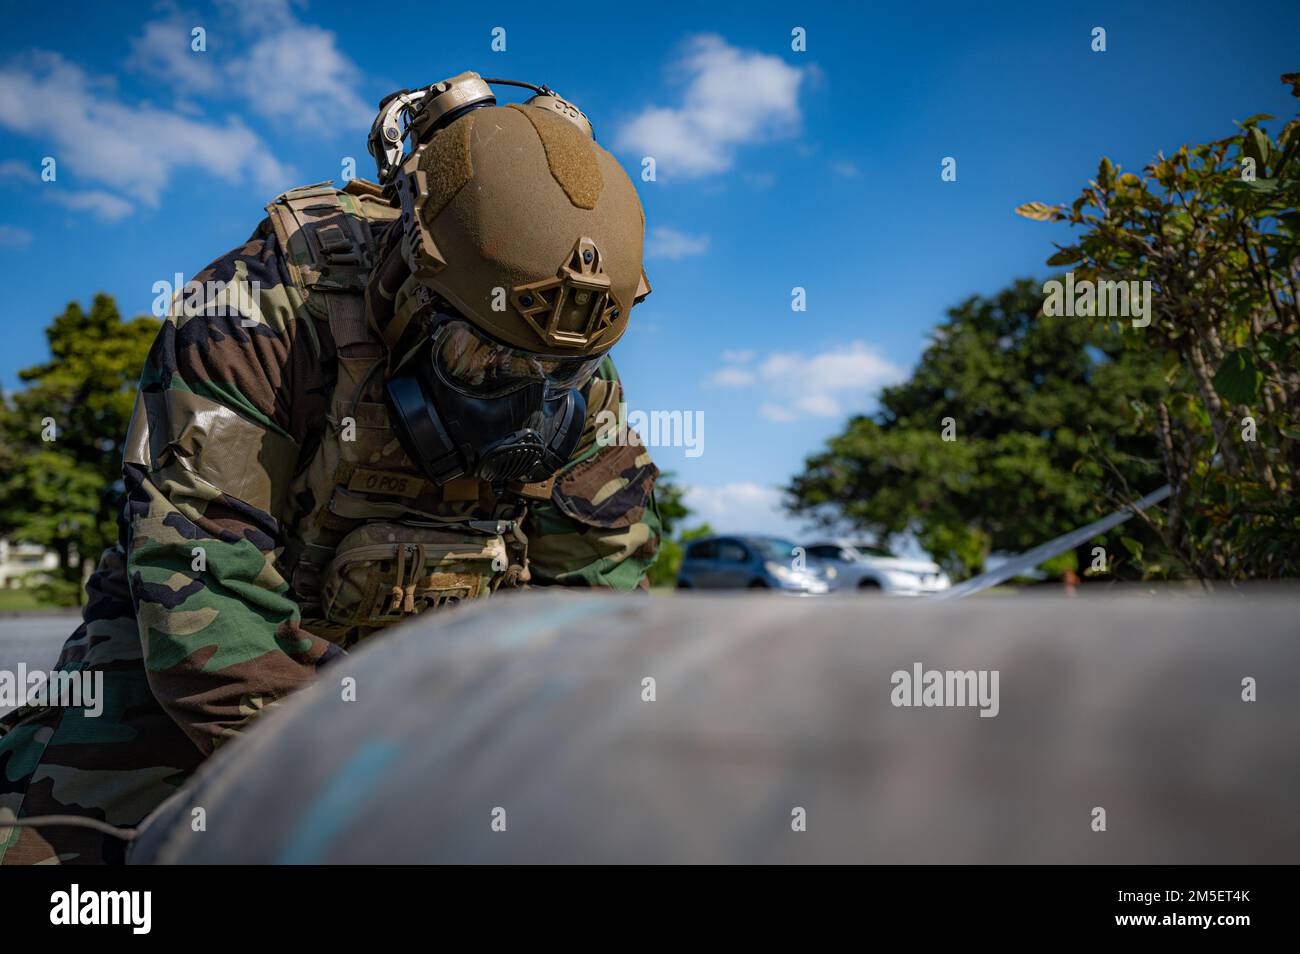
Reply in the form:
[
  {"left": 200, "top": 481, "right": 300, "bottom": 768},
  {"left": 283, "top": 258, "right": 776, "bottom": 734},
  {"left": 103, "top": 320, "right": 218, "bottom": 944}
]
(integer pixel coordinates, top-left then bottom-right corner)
[{"left": 386, "top": 314, "right": 602, "bottom": 485}]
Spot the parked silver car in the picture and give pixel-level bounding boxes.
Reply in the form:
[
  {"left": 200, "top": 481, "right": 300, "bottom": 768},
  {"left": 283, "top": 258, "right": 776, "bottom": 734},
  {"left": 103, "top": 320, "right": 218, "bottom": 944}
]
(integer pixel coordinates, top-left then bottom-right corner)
[{"left": 803, "top": 539, "right": 950, "bottom": 595}]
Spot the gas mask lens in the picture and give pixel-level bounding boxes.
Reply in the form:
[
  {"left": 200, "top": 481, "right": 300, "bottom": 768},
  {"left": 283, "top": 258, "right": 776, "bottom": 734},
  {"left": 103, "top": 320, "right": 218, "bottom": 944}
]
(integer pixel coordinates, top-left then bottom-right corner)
[{"left": 431, "top": 319, "right": 605, "bottom": 399}]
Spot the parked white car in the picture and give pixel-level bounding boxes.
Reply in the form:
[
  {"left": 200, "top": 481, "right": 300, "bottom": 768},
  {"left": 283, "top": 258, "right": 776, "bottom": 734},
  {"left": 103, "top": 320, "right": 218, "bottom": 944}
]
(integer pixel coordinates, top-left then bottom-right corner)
[{"left": 803, "top": 540, "right": 951, "bottom": 596}]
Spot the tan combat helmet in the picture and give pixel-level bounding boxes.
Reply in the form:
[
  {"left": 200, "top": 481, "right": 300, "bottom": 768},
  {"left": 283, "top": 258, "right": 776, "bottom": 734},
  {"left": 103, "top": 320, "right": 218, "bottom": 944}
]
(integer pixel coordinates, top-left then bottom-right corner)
[{"left": 369, "top": 72, "right": 651, "bottom": 357}]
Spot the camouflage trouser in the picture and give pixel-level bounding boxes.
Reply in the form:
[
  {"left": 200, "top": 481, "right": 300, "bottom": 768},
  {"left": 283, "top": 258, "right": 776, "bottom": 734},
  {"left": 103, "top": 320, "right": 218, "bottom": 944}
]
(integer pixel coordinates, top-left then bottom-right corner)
[{"left": 0, "top": 545, "right": 203, "bottom": 864}]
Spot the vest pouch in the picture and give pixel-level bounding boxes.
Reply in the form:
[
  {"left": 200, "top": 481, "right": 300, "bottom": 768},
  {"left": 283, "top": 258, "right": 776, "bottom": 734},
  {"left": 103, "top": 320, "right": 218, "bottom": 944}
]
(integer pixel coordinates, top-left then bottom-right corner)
[{"left": 320, "top": 522, "right": 508, "bottom": 627}]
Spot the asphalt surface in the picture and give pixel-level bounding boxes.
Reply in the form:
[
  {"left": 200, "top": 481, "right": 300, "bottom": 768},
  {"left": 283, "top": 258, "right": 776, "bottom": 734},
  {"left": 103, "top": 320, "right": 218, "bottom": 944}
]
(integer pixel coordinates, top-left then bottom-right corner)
[{"left": 0, "top": 615, "right": 77, "bottom": 715}]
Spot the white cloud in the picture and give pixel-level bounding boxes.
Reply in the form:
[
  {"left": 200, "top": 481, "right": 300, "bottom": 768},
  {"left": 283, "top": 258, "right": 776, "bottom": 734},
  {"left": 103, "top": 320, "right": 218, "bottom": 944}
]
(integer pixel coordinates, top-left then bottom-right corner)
[
  {"left": 127, "top": 18, "right": 220, "bottom": 94},
  {"left": 0, "top": 155, "right": 135, "bottom": 221},
  {"left": 616, "top": 35, "right": 803, "bottom": 178},
  {"left": 757, "top": 345, "right": 901, "bottom": 391},
  {"left": 125, "top": 2, "right": 371, "bottom": 134},
  {"left": 757, "top": 401, "right": 796, "bottom": 422},
  {"left": 233, "top": 31, "right": 371, "bottom": 132},
  {"left": 711, "top": 366, "right": 756, "bottom": 387},
  {"left": 683, "top": 481, "right": 809, "bottom": 538},
  {"left": 708, "top": 348, "right": 758, "bottom": 387},
  {"left": 0, "top": 52, "right": 292, "bottom": 213},
  {"left": 710, "top": 340, "right": 906, "bottom": 421},
  {"left": 218, "top": 0, "right": 302, "bottom": 33},
  {"left": 0, "top": 159, "right": 38, "bottom": 183},
  {"left": 0, "top": 225, "right": 34, "bottom": 248},
  {"left": 646, "top": 226, "right": 710, "bottom": 260},
  {"left": 48, "top": 189, "right": 135, "bottom": 222},
  {"left": 831, "top": 160, "right": 860, "bottom": 178},
  {"left": 0, "top": 2, "right": 369, "bottom": 221}
]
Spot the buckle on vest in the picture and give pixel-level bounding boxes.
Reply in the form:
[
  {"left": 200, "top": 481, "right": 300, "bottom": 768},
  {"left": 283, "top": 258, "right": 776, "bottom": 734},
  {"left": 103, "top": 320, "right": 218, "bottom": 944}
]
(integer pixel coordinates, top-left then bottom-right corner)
[{"left": 317, "top": 223, "right": 362, "bottom": 266}]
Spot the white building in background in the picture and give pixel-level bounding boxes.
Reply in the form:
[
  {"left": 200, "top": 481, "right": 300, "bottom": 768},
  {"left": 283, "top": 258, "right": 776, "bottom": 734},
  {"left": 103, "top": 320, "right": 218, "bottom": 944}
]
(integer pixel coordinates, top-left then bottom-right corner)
[{"left": 0, "top": 539, "right": 58, "bottom": 588}]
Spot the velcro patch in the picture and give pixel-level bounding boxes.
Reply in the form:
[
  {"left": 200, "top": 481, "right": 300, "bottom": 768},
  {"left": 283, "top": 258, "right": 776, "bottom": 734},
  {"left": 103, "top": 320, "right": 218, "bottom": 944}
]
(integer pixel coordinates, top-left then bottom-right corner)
[
  {"left": 441, "top": 477, "right": 483, "bottom": 502},
  {"left": 346, "top": 468, "right": 426, "bottom": 499},
  {"left": 553, "top": 441, "right": 658, "bottom": 529}
]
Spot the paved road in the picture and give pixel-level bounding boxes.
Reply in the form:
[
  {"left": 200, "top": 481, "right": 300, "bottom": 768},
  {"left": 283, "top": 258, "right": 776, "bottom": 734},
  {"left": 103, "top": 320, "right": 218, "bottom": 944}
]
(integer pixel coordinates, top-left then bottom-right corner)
[{"left": 0, "top": 615, "right": 77, "bottom": 715}]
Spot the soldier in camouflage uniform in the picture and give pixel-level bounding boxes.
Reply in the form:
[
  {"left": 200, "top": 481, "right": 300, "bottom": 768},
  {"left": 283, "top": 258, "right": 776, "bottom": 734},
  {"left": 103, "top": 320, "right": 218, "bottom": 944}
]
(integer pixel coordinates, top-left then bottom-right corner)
[{"left": 0, "top": 73, "right": 661, "bottom": 863}]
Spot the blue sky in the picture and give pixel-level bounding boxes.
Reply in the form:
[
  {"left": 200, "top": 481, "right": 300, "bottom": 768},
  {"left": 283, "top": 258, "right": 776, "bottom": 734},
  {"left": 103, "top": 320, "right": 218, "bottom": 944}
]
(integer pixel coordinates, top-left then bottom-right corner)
[{"left": 2, "top": 0, "right": 1297, "bottom": 540}]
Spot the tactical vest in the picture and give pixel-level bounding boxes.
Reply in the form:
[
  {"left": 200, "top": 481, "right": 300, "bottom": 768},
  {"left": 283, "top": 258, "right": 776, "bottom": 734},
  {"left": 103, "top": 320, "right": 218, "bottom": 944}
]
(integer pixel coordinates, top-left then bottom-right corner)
[{"left": 264, "top": 179, "right": 570, "bottom": 647}]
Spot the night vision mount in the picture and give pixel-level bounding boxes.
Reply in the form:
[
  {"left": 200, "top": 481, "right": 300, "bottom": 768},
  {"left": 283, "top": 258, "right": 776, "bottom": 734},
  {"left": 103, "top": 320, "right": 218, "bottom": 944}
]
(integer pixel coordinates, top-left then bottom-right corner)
[{"left": 366, "top": 72, "right": 594, "bottom": 184}]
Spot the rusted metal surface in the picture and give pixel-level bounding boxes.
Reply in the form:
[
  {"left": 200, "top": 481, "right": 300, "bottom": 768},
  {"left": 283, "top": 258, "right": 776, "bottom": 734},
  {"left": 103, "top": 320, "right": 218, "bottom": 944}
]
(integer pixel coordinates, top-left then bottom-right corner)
[{"left": 131, "top": 589, "right": 1300, "bottom": 863}]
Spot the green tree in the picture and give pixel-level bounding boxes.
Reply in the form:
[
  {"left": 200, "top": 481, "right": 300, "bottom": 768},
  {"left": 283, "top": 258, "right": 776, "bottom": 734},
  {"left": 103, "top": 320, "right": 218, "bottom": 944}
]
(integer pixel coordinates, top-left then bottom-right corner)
[
  {"left": 784, "top": 278, "right": 1170, "bottom": 579},
  {"left": 1015, "top": 74, "right": 1300, "bottom": 579},
  {"left": 646, "top": 472, "right": 712, "bottom": 588},
  {"left": 654, "top": 471, "right": 691, "bottom": 536},
  {"left": 0, "top": 294, "right": 159, "bottom": 603}
]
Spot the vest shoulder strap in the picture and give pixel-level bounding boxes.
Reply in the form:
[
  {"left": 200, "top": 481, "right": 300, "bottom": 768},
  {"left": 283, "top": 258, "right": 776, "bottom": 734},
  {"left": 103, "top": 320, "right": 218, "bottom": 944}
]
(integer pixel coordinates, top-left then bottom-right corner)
[{"left": 265, "top": 179, "right": 401, "bottom": 347}]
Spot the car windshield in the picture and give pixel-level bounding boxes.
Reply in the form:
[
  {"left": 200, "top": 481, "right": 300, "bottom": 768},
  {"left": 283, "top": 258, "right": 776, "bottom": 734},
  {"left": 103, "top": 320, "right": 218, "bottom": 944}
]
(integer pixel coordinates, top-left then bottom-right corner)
[
  {"left": 854, "top": 545, "right": 895, "bottom": 558},
  {"left": 751, "top": 538, "right": 800, "bottom": 560}
]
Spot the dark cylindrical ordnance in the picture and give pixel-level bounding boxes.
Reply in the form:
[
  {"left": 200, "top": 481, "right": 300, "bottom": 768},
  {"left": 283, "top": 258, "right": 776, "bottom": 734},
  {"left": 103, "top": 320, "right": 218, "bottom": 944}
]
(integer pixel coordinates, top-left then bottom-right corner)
[{"left": 130, "top": 590, "right": 1300, "bottom": 863}]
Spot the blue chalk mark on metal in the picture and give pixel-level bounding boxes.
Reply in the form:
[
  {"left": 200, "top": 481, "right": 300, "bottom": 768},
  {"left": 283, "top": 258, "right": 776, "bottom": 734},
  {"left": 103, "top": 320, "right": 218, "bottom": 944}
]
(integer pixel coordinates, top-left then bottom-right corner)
[{"left": 275, "top": 740, "right": 402, "bottom": 864}]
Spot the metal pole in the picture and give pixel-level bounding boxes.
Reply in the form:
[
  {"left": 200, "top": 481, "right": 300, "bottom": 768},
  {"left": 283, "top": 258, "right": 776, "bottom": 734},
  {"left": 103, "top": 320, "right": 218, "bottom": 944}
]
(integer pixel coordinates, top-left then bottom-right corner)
[{"left": 931, "top": 484, "right": 1172, "bottom": 600}]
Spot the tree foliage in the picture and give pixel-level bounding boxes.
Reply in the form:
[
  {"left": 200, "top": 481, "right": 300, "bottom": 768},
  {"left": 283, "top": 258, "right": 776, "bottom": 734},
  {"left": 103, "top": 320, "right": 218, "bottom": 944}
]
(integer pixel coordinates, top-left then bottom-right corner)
[
  {"left": 1015, "top": 75, "right": 1300, "bottom": 579},
  {"left": 645, "top": 472, "right": 710, "bottom": 588},
  {"left": 784, "top": 279, "right": 1170, "bottom": 578},
  {"left": 0, "top": 294, "right": 158, "bottom": 603}
]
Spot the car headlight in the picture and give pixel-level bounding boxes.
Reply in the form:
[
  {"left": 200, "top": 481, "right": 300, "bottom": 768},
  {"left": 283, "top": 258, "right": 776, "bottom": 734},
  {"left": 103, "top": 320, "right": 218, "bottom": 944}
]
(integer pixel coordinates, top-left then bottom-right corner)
[
  {"left": 823, "top": 566, "right": 837, "bottom": 579},
  {"left": 765, "top": 561, "right": 794, "bottom": 581},
  {"left": 884, "top": 571, "right": 922, "bottom": 588}
]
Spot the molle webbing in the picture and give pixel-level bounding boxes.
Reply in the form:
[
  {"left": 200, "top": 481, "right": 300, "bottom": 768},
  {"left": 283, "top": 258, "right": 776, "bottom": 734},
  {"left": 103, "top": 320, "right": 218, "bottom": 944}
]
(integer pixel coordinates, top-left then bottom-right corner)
[{"left": 264, "top": 180, "right": 401, "bottom": 348}]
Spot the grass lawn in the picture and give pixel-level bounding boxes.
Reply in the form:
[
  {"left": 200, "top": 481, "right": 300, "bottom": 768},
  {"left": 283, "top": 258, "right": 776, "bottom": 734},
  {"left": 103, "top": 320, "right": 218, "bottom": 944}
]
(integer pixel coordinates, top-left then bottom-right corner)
[{"left": 0, "top": 589, "right": 60, "bottom": 611}]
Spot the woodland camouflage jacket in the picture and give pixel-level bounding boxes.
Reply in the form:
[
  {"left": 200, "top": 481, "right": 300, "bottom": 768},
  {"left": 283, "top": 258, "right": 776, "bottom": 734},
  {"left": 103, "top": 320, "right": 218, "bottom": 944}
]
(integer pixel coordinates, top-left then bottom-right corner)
[
  {"left": 122, "top": 182, "right": 661, "bottom": 754},
  {"left": 0, "top": 180, "right": 660, "bottom": 864}
]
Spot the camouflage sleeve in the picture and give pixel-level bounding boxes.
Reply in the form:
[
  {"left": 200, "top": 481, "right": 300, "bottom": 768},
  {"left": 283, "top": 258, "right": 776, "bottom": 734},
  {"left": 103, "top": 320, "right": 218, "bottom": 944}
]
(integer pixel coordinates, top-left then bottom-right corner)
[
  {"left": 525, "top": 357, "right": 663, "bottom": 590},
  {"left": 123, "top": 224, "right": 341, "bottom": 756}
]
